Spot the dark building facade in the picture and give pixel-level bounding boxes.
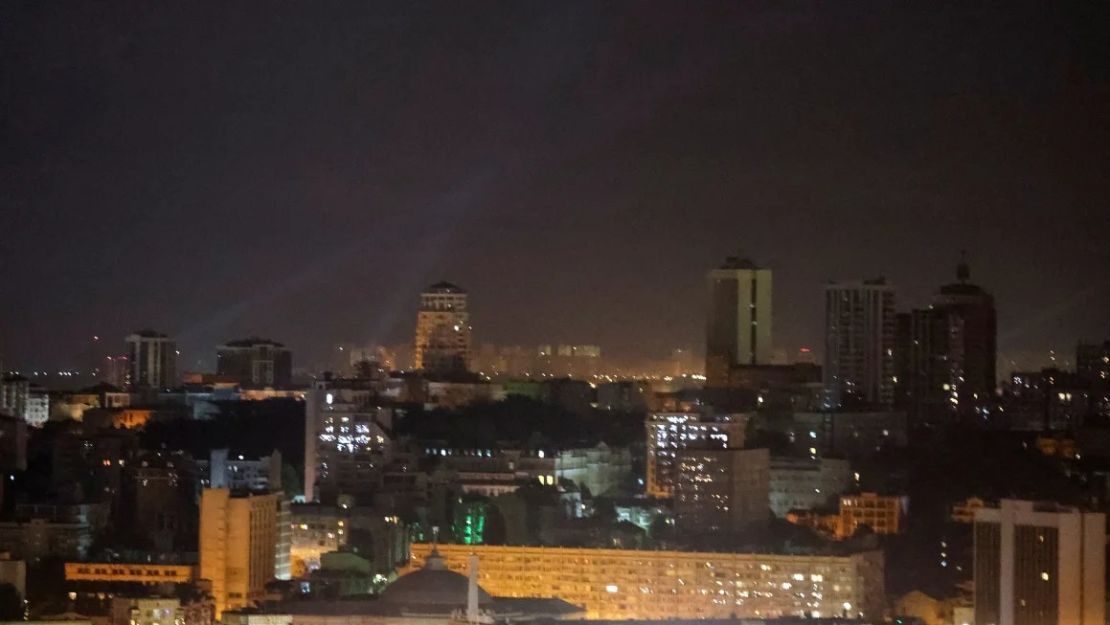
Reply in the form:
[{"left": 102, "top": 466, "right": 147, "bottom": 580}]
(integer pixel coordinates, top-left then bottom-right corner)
[
  {"left": 934, "top": 261, "right": 997, "bottom": 405},
  {"left": 895, "top": 261, "right": 996, "bottom": 423},
  {"left": 823, "top": 278, "right": 896, "bottom": 409},
  {"left": 1077, "top": 340, "right": 1110, "bottom": 387},
  {"left": 217, "top": 337, "right": 293, "bottom": 388},
  {"left": 413, "top": 282, "right": 471, "bottom": 376}
]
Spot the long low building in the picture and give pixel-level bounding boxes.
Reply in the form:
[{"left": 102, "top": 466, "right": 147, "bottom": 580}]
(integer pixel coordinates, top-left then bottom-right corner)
[
  {"left": 64, "top": 562, "right": 196, "bottom": 584},
  {"left": 406, "top": 544, "right": 884, "bottom": 621}
]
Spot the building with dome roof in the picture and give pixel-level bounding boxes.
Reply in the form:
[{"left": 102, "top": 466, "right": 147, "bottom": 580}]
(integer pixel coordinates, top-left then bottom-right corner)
[
  {"left": 233, "top": 548, "right": 581, "bottom": 625},
  {"left": 377, "top": 549, "right": 494, "bottom": 615}
]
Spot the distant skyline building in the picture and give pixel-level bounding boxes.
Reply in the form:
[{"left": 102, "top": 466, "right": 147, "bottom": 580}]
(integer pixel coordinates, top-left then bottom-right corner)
[
  {"left": 823, "top": 279, "right": 896, "bottom": 409},
  {"left": 933, "top": 260, "right": 997, "bottom": 407},
  {"left": 126, "top": 330, "right": 177, "bottom": 390},
  {"left": 895, "top": 307, "right": 961, "bottom": 420},
  {"left": 1076, "top": 340, "right": 1109, "bottom": 386},
  {"left": 974, "top": 499, "right": 1105, "bottom": 625},
  {"left": 706, "top": 256, "right": 773, "bottom": 386},
  {"left": 535, "top": 344, "right": 601, "bottom": 378},
  {"left": 896, "top": 260, "right": 997, "bottom": 421},
  {"left": 413, "top": 282, "right": 471, "bottom": 376},
  {"left": 101, "top": 354, "right": 130, "bottom": 388},
  {"left": 216, "top": 337, "right": 292, "bottom": 388}
]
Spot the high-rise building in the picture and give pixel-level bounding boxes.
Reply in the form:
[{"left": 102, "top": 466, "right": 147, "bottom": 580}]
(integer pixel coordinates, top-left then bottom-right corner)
[
  {"left": 413, "top": 282, "right": 471, "bottom": 375},
  {"left": 933, "top": 260, "right": 997, "bottom": 408},
  {"left": 895, "top": 307, "right": 961, "bottom": 419},
  {"left": 199, "top": 489, "right": 290, "bottom": 619},
  {"left": 706, "top": 256, "right": 773, "bottom": 386},
  {"left": 974, "top": 500, "right": 1105, "bottom": 625},
  {"left": 126, "top": 330, "right": 177, "bottom": 390},
  {"left": 216, "top": 338, "right": 292, "bottom": 388},
  {"left": 303, "top": 380, "right": 393, "bottom": 504},
  {"left": 675, "top": 448, "right": 769, "bottom": 531},
  {"left": 823, "top": 279, "right": 896, "bottom": 409},
  {"left": 644, "top": 412, "right": 749, "bottom": 497},
  {"left": 896, "top": 261, "right": 997, "bottom": 421}
]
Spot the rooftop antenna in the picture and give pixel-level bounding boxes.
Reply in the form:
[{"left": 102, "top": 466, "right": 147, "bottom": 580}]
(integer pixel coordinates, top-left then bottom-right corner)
[
  {"left": 467, "top": 553, "right": 480, "bottom": 623},
  {"left": 957, "top": 250, "right": 970, "bottom": 283}
]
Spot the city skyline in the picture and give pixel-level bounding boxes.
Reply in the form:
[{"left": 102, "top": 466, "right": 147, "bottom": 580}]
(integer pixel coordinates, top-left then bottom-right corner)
[
  {"left": 1, "top": 3, "right": 1107, "bottom": 374},
  {"left": 0, "top": 258, "right": 1099, "bottom": 378}
]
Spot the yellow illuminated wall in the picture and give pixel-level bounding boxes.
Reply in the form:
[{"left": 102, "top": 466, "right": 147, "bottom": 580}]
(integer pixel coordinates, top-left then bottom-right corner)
[
  {"left": 837, "top": 493, "right": 904, "bottom": 539},
  {"left": 200, "top": 489, "right": 280, "bottom": 619},
  {"left": 65, "top": 562, "right": 194, "bottom": 583},
  {"left": 407, "top": 543, "right": 884, "bottom": 621}
]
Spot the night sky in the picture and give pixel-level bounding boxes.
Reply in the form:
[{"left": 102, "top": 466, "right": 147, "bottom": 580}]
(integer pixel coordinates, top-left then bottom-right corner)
[{"left": 2, "top": 2, "right": 1108, "bottom": 374}]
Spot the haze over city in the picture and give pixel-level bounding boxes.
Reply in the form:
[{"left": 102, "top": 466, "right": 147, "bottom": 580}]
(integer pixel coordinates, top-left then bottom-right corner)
[{"left": 1, "top": 2, "right": 1107, "bottom": 374}]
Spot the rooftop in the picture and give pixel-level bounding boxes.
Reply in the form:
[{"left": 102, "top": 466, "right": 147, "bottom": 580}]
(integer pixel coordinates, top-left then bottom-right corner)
[
  {"left": 379, "top": 549, "right": 492, "bottom": 608},
  {"left": 425, "top": 281, "right": 466, "bottom": 294},
  {"left": 221, "top": 337, "right": 286, "bottom": 348}
]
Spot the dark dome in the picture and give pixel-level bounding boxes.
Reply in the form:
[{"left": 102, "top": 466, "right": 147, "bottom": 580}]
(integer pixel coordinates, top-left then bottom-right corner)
[{"left": 379, "top": 551, "right": 492, "bottom": 608}]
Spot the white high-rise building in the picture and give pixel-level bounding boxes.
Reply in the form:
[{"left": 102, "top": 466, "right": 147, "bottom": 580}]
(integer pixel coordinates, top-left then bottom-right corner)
[
  {"left": 823, "top": 279, "right": 896, "bottom": 408},
  {"left": 974, "top": 499, "right": 1105, "bottom": 625}
]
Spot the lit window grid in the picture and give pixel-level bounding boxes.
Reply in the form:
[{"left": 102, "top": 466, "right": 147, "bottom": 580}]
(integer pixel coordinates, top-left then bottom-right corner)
[{"left": 408, "top": 543, "right": 874, "bottom": 621}]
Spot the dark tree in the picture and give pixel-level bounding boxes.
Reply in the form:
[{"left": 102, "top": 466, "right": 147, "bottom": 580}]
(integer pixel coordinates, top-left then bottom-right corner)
[{"left": 0, "top": 584, "right": 22, "bottom": 621}]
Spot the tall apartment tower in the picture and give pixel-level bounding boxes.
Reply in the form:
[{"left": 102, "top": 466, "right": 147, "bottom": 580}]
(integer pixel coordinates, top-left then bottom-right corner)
[
  {"left": 1076, "top": 340, "right": 1110, "bottom": 386},
  {"left": 896, "top": 260, "right": 997, "bottom": 421},
  {"left": 216, "top": 337, "right": 292, "bottom": 388},
  {"left": 974, "top": 500, "right": 1105, "bottom": 625},
  {"left": 894, "top": 308, "right": 961, "bottom": 420},
  {"left": 199, "top": 489, "right": 291, "bottom": 619},
  {"left": 125, "top": 330, "right": 177, "bottom": 390},
  {"left": 706, "top": 257, "right": 772, "bottom": 386},
  {"left": 413, "top": 282, "right": 471, "bottom": 375},
  {"left": 823, "top": 279, "right": 896, "bottom": 409},
  {"left": 933, "top": 260, "right": 997, "bottom": 405}
]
